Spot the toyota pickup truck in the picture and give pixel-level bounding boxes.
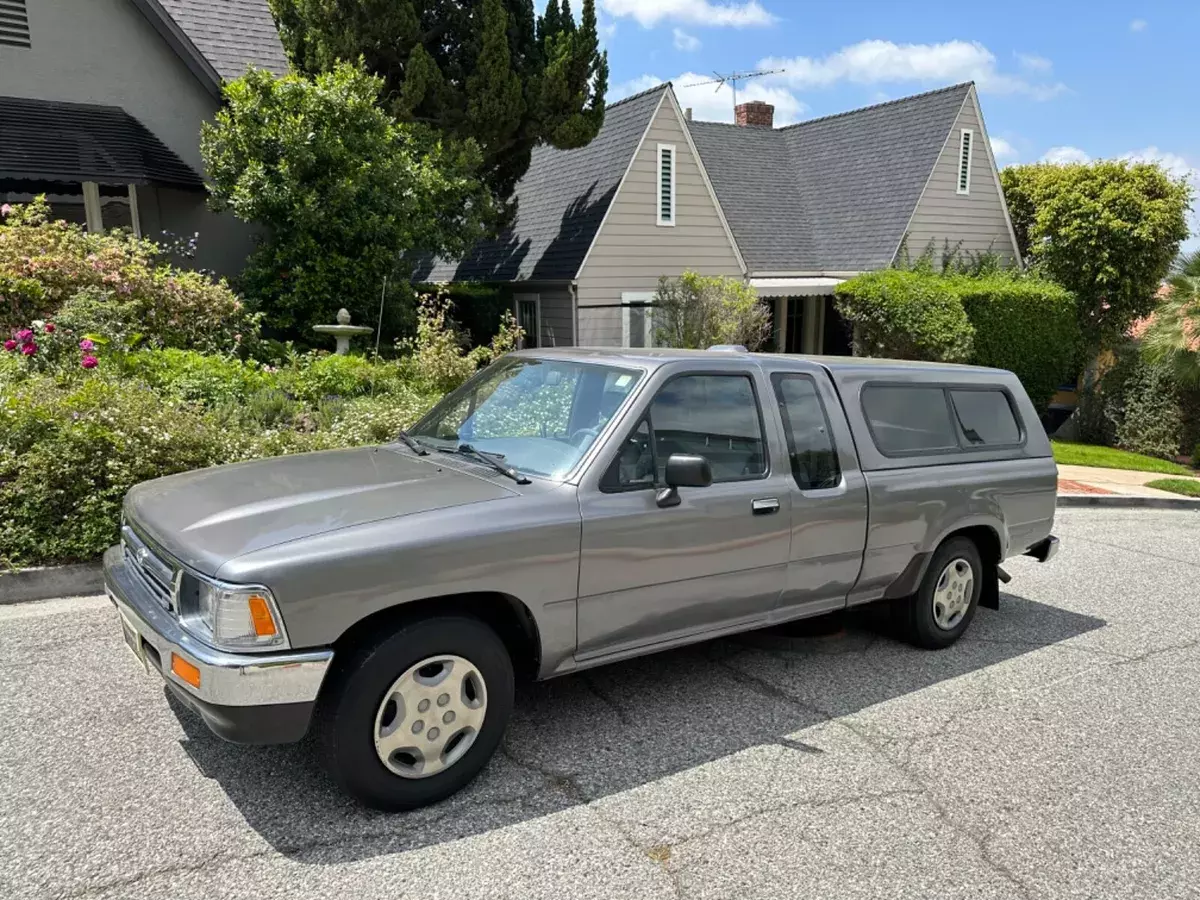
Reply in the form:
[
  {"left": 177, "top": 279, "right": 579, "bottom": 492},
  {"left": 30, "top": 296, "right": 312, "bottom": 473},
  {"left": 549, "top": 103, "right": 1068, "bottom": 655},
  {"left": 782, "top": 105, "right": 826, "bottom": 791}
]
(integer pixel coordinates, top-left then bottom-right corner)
[{"left": 105, "top": 347, "right": 1059, "bottom": 810}]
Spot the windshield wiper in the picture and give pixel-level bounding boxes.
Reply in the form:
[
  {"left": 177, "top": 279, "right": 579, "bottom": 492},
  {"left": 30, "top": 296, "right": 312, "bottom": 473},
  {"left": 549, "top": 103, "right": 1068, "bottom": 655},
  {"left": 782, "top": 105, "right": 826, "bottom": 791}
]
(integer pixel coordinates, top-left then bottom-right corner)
[
  {"left": 444, "top": 443, "right": 530, "bottom": 484},
  {"left": 396, "top": 429, "right": 429, "bottom": 456}
]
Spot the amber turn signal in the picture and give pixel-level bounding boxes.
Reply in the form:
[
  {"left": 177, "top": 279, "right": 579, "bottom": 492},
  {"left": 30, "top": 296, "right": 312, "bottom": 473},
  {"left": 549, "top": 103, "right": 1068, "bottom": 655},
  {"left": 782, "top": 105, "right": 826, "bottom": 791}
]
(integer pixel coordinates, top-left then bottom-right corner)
[
  {"left": 247, "top": 594, "right": 278, "bottom": 637},
  {"left": 171, "top": 652, "right": 201, "bottom": 688}
]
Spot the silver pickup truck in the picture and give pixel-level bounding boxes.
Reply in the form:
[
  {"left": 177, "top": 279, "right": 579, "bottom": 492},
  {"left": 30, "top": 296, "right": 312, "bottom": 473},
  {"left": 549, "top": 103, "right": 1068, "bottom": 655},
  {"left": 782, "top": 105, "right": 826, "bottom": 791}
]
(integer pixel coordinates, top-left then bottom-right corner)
[{"left": 105, "top": 348, "right": 1058, "bottom": 810}]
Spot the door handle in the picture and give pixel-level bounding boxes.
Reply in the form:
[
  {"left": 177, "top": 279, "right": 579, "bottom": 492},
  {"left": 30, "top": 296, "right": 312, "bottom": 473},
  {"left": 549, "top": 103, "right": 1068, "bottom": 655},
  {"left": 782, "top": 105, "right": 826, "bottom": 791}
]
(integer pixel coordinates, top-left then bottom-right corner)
[{"left": 752, "top": 498, "right": 780, "bottom": 515}]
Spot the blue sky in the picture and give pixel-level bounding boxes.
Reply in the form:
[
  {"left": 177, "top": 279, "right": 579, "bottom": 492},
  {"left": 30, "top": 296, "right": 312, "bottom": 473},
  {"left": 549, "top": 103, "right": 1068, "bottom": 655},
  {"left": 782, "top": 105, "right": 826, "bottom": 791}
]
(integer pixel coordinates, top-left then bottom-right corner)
[{"left": 585, "top": 0, "right": 1198, "bottom": 244}]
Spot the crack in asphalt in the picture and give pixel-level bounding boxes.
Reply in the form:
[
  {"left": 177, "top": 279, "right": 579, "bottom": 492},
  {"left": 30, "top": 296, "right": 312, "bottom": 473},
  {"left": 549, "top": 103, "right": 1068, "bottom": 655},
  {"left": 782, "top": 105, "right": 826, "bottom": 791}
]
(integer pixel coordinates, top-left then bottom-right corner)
[
  {"left": 1066, "top": 534, "right": 1200, "bottom": 572},
  {"left": 579, "top": 673, "right": 636, "bottom": 726}
]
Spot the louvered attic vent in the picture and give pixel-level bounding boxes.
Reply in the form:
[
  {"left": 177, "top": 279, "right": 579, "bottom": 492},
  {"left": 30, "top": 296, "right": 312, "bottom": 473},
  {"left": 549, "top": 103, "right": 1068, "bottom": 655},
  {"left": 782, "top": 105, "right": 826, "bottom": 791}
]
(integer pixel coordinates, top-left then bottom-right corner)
[{"left": 0, "top": 0, "right": 30, "bottom": 48}]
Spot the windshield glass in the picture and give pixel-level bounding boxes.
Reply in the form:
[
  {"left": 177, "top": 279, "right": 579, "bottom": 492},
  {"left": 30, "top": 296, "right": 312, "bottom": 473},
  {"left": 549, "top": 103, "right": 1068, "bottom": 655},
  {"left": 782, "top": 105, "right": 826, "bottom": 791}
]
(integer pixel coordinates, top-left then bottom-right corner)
[{"left": 408, "top": 357, "right": 645, "bottom": 480}]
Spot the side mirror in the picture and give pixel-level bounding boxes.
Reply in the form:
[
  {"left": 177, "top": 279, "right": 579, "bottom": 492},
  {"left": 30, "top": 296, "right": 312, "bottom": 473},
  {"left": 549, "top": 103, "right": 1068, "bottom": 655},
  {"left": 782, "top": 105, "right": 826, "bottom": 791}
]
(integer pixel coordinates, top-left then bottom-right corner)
[{"left": 656, "top": 453, "right": 713, "bottom": 508}]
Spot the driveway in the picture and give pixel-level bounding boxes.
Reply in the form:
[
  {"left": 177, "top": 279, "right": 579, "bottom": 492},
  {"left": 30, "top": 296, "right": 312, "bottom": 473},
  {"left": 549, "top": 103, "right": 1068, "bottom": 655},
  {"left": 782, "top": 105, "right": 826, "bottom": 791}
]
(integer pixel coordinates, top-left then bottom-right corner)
[{"left": 2, "top": 508, "right": 1199, "bottom": 899}]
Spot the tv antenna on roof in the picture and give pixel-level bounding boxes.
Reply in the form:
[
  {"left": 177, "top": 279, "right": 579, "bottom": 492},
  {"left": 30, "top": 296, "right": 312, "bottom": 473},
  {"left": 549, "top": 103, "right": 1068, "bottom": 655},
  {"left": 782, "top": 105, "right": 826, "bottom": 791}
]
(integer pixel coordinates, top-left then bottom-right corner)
[{"left": 681, "top": 68, "right": 786, "bottom": 114}]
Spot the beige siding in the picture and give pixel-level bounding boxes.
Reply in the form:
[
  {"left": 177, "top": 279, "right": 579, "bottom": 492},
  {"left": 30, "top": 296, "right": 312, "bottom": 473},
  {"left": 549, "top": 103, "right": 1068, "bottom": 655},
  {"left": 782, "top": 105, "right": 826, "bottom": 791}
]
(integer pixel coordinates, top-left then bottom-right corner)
[
  {"left": 577, "top": 307, "right": 624, "bottom": 347},
  {"left": 576, "top": 97, "right": 742, "bottom": 309},
  {"left": 903, "top": 90, "right": 1019, "bottom": 264}
]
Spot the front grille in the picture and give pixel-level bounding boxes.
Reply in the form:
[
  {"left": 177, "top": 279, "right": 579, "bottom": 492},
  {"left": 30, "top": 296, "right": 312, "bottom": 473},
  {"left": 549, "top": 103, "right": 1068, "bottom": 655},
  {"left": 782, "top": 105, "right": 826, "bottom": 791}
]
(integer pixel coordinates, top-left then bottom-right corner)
[{"left": 121, "top": 525, "right": 177, "bottom": 611}]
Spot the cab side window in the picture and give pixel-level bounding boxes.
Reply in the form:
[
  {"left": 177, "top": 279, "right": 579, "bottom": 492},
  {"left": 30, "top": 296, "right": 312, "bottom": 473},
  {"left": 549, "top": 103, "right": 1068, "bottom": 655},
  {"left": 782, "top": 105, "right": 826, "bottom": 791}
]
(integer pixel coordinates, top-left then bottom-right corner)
[
  {"left": 771, "top": 374, "right": 841, "bottom": 490},
  {"left": 602, "top": 374, "right": 767, "bottom": 490}
]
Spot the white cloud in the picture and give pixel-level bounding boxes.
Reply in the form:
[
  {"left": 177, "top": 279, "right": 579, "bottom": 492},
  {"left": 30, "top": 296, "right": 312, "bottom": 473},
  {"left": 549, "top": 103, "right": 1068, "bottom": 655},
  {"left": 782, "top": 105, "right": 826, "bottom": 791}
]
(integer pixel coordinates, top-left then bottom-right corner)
[
  {"left": 759, "top": 39, "right": 1066, "bottom": 100},
  {"left": 1017, "top": 52, "right": 1052, "bottom": 73},
  {"left": 599, "top": 0, "right": 775, "bottom": 28},
  {"left": 989, "top": 136, "right": 1018, "bottom": 162},
  {"left": 611, "top": 72, "right": 807, "bottom": 125},
  {"left": 1041, "top": 146, "right": 1091, "bottom": 164},
  {"left": 1119, "top": 147, "right": 1199, "bottom": 183},
  {"left": 673, "top": 28, "right": 701, "bottom": 51},
  {"left": 1130, "top": 18, "right": 1148, "bottom": 32}
]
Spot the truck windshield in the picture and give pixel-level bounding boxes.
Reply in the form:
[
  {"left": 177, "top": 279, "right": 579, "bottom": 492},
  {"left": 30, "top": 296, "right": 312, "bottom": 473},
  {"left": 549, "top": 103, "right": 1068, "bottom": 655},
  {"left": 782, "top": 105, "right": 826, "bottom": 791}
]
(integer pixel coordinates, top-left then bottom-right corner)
[{"left": 407, "top": 357, "right": 645, "bottom": 480}]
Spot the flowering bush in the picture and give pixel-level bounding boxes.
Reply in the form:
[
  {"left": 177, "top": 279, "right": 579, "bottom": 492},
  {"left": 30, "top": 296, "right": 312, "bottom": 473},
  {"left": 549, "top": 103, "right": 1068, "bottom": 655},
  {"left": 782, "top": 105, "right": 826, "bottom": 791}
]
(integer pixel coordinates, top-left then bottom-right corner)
[
  {"left": 3, "top": 319, "right": 103, "bottom": 374},
  {"left": 396, "top": 291, "right": 522, "bottom": 394},
  {"left": 0, "top": 198, "right": 258, "bottom": 352}
]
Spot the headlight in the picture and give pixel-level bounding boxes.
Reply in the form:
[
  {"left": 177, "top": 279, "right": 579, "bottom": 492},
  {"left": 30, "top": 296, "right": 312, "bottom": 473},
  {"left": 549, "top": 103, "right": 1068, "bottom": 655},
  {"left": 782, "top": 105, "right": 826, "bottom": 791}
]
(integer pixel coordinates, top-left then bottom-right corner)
[{"left": 176, "top": 572, "right": 288, "bottom": 652}]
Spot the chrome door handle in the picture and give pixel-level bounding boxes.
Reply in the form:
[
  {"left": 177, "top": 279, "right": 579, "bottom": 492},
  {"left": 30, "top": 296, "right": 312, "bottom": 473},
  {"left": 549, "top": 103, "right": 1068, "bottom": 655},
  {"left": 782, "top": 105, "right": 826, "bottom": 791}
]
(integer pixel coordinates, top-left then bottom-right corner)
[{"left": 752, "top": 498, "right": 780, "bottom": 515}]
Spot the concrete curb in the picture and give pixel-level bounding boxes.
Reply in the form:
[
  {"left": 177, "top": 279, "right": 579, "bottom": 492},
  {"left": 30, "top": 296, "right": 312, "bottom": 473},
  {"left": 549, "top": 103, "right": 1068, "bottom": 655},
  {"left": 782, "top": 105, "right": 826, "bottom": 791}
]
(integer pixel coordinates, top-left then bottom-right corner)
[
  {"left": 1058, "top": 494, "right": 1200, "bottom": 510},
  {"left": 0, "top": 562, "right": 104, "bottom": 605}
]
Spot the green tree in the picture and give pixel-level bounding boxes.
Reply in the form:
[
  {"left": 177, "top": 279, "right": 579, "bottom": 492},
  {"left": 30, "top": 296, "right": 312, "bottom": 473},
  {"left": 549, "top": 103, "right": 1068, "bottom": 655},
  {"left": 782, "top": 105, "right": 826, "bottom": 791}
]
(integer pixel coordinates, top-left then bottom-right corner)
[
  {"left": 1141, "top": 249, "right": 1200, "bottom": 385},
  {"left": 200, "top": 64, "right": 491, "bottom": 337},
  {"left": 268, "top": 0, "right": 608, "bottom": 222},
  {"left": 1000, "top": 161, "right": 1192, "bottom": 350},
  {"left": 834, "top": 270, "right": 975, "bottom": 363},
  {"left": 653, "top": 272, "right": 772, "bottom": 351}
]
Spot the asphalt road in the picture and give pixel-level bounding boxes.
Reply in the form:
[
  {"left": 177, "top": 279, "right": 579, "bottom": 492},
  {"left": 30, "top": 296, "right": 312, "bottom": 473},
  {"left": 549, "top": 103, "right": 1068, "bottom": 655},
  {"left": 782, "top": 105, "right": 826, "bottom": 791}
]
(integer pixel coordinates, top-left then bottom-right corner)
[{"left": 3, "top": 508, "right": 1200, "bottom": 900}]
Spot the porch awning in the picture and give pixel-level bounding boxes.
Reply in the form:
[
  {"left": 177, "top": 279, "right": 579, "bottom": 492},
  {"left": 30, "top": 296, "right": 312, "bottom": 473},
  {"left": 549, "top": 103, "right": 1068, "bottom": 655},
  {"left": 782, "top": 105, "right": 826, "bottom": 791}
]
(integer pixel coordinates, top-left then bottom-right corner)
[
  {"left": 749, "top": 277, "right": 846, "bottom": 297},
  {"left": 0, "top": 96, "right": 204, "bottom": 191}
]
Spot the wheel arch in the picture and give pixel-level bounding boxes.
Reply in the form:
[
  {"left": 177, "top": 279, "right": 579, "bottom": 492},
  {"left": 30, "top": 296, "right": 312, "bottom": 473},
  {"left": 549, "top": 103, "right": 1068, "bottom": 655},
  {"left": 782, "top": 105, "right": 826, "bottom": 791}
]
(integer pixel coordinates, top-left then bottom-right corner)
[
  {"left": 884, "top": 520, "right": 1004, "bottom": 606},
  {"left": 331, "top": 592, "right": 542, "bottom": 682}
]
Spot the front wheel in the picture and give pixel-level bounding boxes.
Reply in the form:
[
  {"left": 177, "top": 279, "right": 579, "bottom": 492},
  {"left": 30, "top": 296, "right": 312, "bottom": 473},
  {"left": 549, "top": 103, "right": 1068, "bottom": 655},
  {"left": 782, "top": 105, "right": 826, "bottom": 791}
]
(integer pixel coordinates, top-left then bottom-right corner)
[
  {"left": 316, "top": 615, "right": 514, "bottom": 810},
  {"left": 899, "top": 537, "right": 983, "bottom": 650}
]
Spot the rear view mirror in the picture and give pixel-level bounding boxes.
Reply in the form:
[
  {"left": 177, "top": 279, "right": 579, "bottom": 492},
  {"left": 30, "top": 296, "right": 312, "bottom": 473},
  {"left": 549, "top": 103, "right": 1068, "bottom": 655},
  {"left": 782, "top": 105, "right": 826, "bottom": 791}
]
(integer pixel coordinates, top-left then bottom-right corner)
[{"left": 656, "top": 453, "right": 713, "bottom": 508}]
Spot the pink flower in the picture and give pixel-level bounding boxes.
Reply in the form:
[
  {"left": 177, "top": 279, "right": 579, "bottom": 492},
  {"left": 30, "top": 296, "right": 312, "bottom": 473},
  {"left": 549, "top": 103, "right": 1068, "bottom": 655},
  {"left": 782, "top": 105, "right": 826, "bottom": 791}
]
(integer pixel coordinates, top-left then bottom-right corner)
[
  {"left": 78, "top": 338, "right": 95, "bottom": 351},
  {"left": 0, "top": 203, "right": 11, "bottom": 217},
  {"left": 15, "top": 329, "right": 33, "bottom": 343},
  {"left": 43, "top": 322, "right": 55, "bottom": 333},
  {"left": 3, "top": 340, "right": 16, "bottom": 352},
  {"left": 21, "top": 342, "right": 37, "bottom": 356},
  {"left": 80, "top": 355, "right": 98, "bottom": 369}
]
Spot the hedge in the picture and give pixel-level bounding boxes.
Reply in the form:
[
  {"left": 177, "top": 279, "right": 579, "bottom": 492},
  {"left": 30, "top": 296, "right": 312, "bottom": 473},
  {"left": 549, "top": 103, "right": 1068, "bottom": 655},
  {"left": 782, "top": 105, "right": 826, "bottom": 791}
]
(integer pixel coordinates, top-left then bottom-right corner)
[
  {"left": 955, "top": 276, "right": 1080, "bottom": 412},
  {"left": 833, "top": 270, "right": 974, "bottom": 363}
]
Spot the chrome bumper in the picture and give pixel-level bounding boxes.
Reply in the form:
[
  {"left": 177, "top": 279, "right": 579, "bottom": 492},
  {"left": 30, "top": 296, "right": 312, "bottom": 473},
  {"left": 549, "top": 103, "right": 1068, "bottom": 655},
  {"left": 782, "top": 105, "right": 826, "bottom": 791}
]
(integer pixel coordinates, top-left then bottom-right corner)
[{"left": 103, "top": 545, "right": 332, "bottom": 708}]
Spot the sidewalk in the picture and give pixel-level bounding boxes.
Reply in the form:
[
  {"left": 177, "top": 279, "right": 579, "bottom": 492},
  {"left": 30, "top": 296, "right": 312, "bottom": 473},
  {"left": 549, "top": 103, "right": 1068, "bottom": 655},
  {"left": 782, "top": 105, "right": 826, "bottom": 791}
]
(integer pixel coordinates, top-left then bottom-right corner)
[{"left": 1057, "top": 463, "right": 1200, "bottom": 500}]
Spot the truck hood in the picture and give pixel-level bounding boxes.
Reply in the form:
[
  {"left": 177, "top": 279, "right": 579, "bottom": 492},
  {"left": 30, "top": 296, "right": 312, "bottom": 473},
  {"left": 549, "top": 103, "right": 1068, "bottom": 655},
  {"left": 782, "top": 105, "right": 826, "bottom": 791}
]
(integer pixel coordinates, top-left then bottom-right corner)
[{"left": 124, "top": 447, "right": 517, "bottom": 575}]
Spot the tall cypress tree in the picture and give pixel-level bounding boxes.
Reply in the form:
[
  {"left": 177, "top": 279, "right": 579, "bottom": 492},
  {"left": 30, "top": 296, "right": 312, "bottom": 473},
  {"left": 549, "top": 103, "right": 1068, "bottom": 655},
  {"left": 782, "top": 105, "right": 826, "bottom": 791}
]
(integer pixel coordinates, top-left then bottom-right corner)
[{"left": 269, "top": 0, "right": 608, "bottom": 223}]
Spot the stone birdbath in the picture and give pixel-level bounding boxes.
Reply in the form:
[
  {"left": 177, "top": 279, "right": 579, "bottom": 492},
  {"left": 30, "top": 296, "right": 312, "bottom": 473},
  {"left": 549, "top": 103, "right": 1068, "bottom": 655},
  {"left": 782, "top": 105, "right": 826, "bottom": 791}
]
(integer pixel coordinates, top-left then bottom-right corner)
[{"left": 313, "top": 308, "right": 373, "bottom": 355}]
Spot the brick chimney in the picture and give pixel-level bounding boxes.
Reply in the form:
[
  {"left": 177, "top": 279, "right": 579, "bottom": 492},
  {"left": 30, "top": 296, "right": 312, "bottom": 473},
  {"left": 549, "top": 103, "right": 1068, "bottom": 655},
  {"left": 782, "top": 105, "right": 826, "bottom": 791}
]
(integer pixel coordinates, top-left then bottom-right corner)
[{"left": 735, "top": 100, "right": 774, "bottom": 128}]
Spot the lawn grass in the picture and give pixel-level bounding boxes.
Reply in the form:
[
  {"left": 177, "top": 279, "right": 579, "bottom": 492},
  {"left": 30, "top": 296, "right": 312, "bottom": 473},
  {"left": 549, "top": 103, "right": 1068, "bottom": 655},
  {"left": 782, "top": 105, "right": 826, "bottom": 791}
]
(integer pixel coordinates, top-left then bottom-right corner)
[
  {"left": 1145, "top": 478, "right": 1200, "bottom": 497},
  {"left": 1051, "top": 441, "right": 1194, "bottom": 476}
]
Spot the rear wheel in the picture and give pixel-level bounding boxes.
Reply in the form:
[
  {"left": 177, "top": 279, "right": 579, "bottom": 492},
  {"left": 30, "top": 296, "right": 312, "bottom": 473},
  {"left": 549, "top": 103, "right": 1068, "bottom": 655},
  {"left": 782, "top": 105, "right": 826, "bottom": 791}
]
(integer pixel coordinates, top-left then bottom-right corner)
[
  {"left": 900, "top": 537, "right": 983, "bottom": 649},
  {"left": 316, "top": 615, "right": 514, "bottom": 810}
]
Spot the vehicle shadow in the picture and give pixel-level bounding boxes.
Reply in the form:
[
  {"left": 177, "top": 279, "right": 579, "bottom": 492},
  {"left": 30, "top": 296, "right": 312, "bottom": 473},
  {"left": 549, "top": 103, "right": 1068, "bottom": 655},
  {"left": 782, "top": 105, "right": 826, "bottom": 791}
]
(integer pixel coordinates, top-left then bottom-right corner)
[{"left": 172, "top": 592, "right": 1104, "bottom": 864}]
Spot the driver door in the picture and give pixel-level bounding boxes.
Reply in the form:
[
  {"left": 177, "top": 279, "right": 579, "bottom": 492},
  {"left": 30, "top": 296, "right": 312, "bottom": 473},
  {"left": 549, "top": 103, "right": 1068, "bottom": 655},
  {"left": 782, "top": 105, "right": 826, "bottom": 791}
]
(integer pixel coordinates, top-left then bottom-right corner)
[{"left": 575, "top": 369, "right": 792, "bottom": 659}]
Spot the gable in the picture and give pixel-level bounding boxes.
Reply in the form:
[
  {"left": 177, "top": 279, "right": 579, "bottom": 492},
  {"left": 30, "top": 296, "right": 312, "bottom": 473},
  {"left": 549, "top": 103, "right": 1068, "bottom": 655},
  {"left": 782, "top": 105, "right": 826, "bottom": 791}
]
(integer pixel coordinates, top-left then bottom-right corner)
[
  {"left": 155, "top": 0, "right": 288, "bottom": 81},
  {"left": 901, "top": 87, "right": 1020, "bottom": 264},
  {"left": 410, "top": 84, "right": 667, "bottom": 283},
  {"left": 575, "top": 91, "right": 744, "bottom": 305}
]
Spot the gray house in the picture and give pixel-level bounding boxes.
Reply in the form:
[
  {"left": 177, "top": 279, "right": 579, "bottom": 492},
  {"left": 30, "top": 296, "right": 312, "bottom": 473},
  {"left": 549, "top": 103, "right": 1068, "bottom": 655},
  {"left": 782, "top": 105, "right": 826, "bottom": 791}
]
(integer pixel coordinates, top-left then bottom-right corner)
[
  {"left": 413, "top": 81, "right": 1020, "bottom": 354},
  {"left": 0, "top": 0, "right": 287, "bottom": 276}
]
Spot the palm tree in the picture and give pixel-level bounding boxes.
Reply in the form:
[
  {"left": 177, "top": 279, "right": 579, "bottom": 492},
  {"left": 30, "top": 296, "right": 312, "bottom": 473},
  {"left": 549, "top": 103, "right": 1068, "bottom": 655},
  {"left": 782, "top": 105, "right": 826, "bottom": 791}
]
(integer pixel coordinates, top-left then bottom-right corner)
[{"left": 1141, "top": 248, "right": 1200, "bottom": 384}]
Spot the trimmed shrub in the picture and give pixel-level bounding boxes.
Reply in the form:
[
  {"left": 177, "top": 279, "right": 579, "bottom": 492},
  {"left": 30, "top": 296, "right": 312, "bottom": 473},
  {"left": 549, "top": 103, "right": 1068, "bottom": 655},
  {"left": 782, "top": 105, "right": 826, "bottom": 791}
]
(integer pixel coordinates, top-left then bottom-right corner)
[
  {"left": 834, "top": 270, "right": 974, "bottom": 362},
  {"left": 955, "top": 275, "right": 1080, "bottom": 412}
]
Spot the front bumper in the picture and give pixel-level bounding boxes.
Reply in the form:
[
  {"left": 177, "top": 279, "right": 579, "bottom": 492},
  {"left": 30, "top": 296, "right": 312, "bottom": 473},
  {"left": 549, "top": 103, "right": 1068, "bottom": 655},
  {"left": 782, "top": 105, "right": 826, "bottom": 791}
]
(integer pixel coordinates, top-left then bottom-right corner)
[{"left": 103, "top": 545, "right": 333, "bottom": 744}]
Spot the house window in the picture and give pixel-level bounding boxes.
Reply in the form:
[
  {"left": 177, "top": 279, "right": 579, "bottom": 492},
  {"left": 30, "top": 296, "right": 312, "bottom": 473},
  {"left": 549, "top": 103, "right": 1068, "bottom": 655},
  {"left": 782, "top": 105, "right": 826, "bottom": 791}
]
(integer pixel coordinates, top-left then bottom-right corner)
[
  {"left": 515, "top": 294, "right": 540, "bottom": 349},
  {"left": 956, "top": 129, "right": 973, "bottom": 195},
  {"left": 0, "top": 0, "right": 31, "bottom": 48},
  {"left": 657, "top": 143, "right": 676, "bottom": 226},
  {"left": 621, "top": 292, "right": 655, "bottom": 348}
]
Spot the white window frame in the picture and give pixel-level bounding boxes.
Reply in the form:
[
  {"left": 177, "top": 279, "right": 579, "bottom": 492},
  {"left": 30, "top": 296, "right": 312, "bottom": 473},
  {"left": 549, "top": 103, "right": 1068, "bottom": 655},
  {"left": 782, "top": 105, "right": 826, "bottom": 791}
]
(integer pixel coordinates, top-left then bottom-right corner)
[
  {"left": 621, "top": 292, "right": 655, "bottom": 348},
  {"left": 956, "top": 128, "right": 973, "bottom": 196},
  {"left": 656, "top": 143, "right": 676, "bottom": 227},
  {"left": 514, "top": 293, "right": 541, "bottom": 349}
]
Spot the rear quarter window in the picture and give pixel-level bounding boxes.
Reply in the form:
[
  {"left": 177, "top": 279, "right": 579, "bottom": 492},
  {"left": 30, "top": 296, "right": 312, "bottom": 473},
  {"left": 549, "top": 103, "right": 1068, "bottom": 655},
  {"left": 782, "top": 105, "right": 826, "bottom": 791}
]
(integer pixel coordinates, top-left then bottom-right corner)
[
  {"left": 950, "top": 389, "right": 1022, "bottom": 446},
  {"left": 861, "top": 384, "right": 958, "bottom": 454}
]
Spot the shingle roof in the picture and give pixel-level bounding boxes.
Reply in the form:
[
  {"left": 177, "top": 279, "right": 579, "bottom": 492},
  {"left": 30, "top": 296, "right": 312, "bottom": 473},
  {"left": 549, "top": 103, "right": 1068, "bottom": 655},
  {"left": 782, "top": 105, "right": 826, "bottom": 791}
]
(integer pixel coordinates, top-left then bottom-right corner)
[
  {"left": 410, "top": 84, "right": 668, "bottom": 283},
  {"left": 0, "top": 96, "right": 204, "bottom": 189},
  {"left": 156, "top": 0, "right": 289, "bottom": 80},
  {"left": 688, "top": 83, "right": 973, "bottom": 272}
]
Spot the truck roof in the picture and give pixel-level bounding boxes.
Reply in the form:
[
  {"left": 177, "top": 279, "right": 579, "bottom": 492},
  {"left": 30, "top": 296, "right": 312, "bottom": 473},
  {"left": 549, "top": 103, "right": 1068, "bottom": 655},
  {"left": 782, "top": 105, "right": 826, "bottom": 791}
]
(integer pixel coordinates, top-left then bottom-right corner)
[{"left": 512, "top": 347, "right": 1009, "bottom": 377}]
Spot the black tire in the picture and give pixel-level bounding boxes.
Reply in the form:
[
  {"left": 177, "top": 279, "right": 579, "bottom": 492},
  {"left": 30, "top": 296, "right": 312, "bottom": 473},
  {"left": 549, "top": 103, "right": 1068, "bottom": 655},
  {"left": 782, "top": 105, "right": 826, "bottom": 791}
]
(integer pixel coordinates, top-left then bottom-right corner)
[
  {"left": 315, "top": 615, "right": 514, "bottom": 811},
  {"left": 899, "top": 536, "right": 983, "bottom": 650}
]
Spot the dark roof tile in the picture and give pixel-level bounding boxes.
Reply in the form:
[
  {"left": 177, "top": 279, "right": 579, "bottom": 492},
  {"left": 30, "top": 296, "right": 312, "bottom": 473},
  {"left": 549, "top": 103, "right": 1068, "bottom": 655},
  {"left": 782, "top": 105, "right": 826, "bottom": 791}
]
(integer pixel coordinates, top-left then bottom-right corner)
[{"left": 158, "top": 0, "right": 289, "bottom": 81}]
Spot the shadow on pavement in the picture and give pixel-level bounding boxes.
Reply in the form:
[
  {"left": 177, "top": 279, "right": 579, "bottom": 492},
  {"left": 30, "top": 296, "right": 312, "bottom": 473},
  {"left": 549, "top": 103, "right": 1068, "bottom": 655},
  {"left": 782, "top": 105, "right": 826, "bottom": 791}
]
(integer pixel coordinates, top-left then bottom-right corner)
[{"left": 172, "top": 592, "right": 1104, "bottom": 863}]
